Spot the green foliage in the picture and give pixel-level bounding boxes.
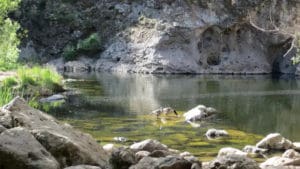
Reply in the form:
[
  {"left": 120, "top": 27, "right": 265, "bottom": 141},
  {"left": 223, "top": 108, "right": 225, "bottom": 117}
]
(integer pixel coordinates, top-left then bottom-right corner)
[
  {"left": 62, "top": 44, "right": 77, "bottom": 61},
  {"left": 0, "top": 0, "right": 21, "bottom": 70},
  {"left": 0, "top": 66, "right": 64, "bottom": 106},
  {"left": 291, "top": 37, "right": 300, "bottom": 64},
  {"left": 62, "top": 33, "right": 102, "bottom": 61}
]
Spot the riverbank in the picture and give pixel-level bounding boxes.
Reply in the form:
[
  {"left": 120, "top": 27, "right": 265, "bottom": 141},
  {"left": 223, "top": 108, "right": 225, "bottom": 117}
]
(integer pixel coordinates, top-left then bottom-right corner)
[
  {"left": 0, "top": 66, "right": 64, "bottom": 106},
  {"left": 1, "top": 97, "right": 300, "bottom": 169}
]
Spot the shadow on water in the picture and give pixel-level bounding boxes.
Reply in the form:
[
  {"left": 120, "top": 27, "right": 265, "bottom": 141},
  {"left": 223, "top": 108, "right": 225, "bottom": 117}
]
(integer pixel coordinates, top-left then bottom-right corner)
[{"left": 43, "top": 72, "right": 300, "bottom": 160}]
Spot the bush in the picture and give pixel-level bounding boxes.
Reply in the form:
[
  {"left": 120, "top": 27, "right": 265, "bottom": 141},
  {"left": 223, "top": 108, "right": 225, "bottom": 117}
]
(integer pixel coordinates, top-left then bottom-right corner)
[
  {"left": 62, "top": 33, "right": 102, "bottom": 61},
  {"left": 0, "top": 0, "right": 21, "bottom": 70}
]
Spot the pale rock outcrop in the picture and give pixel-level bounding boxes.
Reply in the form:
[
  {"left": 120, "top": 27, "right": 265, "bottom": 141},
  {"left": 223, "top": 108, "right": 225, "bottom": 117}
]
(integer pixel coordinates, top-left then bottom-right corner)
[
  {"left": 0, "top": 97, "right": 109, "bottom": 168},
  {"left": 130, "top": 139, "right": 168, "bottom": 152},
  {"left": 260, "top": 149, "right": 300, "bottom": 168},
  {"left": 256, "top": 133, "right": 294, "bottom": 150},
  {"left": 0, "top": 127, "right": 60, "bottom": 169},
  {"left": 204, "top": 151, "right": 260, "bottom": 169}
]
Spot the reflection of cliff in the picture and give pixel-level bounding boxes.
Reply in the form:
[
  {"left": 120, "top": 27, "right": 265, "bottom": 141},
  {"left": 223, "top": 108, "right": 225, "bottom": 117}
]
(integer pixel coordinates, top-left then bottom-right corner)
[{"left": 63, "top": 73, "right": 300, "bottom": 140}]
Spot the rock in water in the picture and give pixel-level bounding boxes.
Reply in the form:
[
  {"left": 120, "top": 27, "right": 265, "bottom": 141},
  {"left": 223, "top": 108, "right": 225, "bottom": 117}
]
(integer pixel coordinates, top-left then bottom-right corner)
[
  {"left": 130, "top": 139, "right": 168, "bottom": 152},
  {"left": 205, "top": 128, "right": 228, "bottom": 139},
  {"left": 0, "top": 127, "right": 60, "bottom": 169},
  {"left": 256, "top": 133, "right": 293, "bottom": 150},
  {"left": 0, "top": 97, "right": 109, "bottom": 168}
]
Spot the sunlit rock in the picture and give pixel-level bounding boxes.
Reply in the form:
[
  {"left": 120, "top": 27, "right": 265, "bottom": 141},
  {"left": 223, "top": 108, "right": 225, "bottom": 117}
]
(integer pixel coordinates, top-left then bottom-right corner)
[
  {"left": 256, "top": 133, "right": 293, "bottom": 150},
  {"left": 130, "top": 139, "right": 168, "bottom": 152},
  {"left": 205, "top": 128, "right": 229, "bottom": 139}
]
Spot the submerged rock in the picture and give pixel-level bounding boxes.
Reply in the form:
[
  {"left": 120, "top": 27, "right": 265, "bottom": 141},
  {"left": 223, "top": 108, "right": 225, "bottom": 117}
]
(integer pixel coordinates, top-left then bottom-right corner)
[
  {"left": 0, "top": 127, "right": 60, "bottom": 169},
  {"left": 39, "top": 94, "right": 66, "bottom": 103},
  {"left": 256, "top": 133, "right": 293, "bottom": 150},
  {"left": 205, "top": 128, "right": 228, "bottom": 139},
  {"left": 130, "top": 139, "right": 168, "bottom": 152},
  {"left": 0, "top": 97, "right": 109, "bottom": 168}
]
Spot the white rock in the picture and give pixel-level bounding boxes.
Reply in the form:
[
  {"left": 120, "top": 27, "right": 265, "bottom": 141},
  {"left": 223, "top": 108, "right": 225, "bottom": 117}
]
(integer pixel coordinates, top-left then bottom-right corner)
[
  {"left": 218, "top": 147, "right": 247, "bottom": 158},
  {"left": 130, "top": 139, "right": 168, "bottom": 152},
  {"left": 205, "top": 128, "right": 228, "bottom": 138},
  {"left": 103, "top": 144, "right": 116, "bottom": 154},
  {"left": 135, "top": 151, "right": 150, "bottom": 161},
  {"left": 243, "top": 145, "right": 267, "bottom": 155},
  {"left": 183, "top": 105, "right": 208, "bottom": 121},
  {"left": 256, "top": 133, "right": 293, "bottom": 150},
  {"left": 293, "top": 142, "right": 300, "bottom": 151}
]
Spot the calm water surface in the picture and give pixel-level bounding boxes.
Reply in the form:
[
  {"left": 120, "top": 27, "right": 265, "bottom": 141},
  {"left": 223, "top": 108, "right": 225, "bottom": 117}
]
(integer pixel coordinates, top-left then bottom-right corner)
[{"left": 46, "top": 73, "right": 300, "bottom": 160}]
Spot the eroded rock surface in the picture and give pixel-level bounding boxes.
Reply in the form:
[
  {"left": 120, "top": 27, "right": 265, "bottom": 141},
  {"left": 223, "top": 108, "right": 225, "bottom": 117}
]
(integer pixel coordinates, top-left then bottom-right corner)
[
  {"left": 0, "top": 127, "right": 60, "bottom": 169},
  {"left": 0, "top": 97, "right": 109, "bottom": 168}
]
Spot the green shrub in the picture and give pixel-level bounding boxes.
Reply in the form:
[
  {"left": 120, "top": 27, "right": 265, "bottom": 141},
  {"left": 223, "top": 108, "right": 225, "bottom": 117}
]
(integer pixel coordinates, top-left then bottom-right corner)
[
  {"left": 77, "top": 33, "right": 102, "bottom": 53},
  {"left": 2, "top": 77, "right": 18, "bottom": 88},
  {"left": 62, "top": 44, "right": 77, "bottom": 61},
  {"left": 0, "top": 0, "right": 21, "bottom": 70},
  {"left": 63, "top": 33, "right": 102, "bottom": 61},
  {"left": 0, "top": 86, "right": 14, "bottom": 106}
]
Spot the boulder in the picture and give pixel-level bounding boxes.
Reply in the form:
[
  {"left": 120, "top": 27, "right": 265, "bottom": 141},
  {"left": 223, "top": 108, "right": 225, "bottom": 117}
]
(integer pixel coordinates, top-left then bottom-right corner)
[
  {"left": 218, "top": 147, "right": 247, "bottom": 158},
  {"left": 135, "top": 151, "right": 150, "bottom": 161},
  {"left": 129, "top": 156, "right": 192, "bottom": 169},
  {"left": 110, "top": 147, "right": 136, "bottom": 169},
  {"left": 0, "top": 127, "right": 60, "bottom": 169},
  {"left": 205, "top": 128, "right": 228, "bottom": 139},
  {"left": 0, "top": 97, "right": 109, "bottom": 168},
  {"left": 39, "top": 94, "right": 66, "bottom": 103},
  {"left": 256, "top": 133, "right": 293, "bottom": 150},
  {"left": 0, "top": 124, "right": 6, "bottom": 133},
  {"left": 103, "top": 144, "right": 117, "bottom": 155},
  {"left": 64, "top": 165, "right": 102, "bottom": 169},
  {"left": 243, "top": 145, "right": 268, "bottom": 157},
  {"left": 294, "top": 142, "right": 300, "bottom": 151},
  {"left": 149, "top": 150, "right": 172, "bottom": 157},
  {"left": 205, "top": 153, "right": 260, "bottom": 169},
  {"left": 260, "top": 149, "right": 300, "bottom": 168},
  {"left": 184, "top": 105, "right": 217, "bottom": 122},
  {"left": 130, "top": 139, "right": 168, "bottom": 152}
]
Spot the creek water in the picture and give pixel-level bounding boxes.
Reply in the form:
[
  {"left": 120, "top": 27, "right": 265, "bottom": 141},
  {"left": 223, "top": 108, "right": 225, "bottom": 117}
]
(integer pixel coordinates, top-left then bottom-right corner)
[{"left": 44, "top": 73, "right": 300, "bottom": 161}]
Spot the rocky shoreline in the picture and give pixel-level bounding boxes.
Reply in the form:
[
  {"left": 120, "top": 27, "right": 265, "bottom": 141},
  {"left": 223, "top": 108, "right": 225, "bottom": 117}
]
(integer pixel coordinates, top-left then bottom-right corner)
[{"left": 1, "top": 97, "right": 300, "bottom": 169}]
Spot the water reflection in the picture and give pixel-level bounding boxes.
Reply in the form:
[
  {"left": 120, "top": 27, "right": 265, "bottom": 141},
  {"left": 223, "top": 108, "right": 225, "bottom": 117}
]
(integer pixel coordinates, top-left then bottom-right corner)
[{"left": 55, "top": 73, "right": 300, "bottom": 141}]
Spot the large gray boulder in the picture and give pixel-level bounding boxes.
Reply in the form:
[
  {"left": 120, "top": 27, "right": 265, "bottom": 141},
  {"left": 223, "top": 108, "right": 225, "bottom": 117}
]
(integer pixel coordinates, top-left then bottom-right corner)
[
  {"left": 256, "top": 133, "right": 294, "bottom": 150},
  {"left": 130, "top": 139, "right": 168, "bottom": 152},
  {"left": 260, "top": 149, "right": 300, "bottom": 169},
  {"left": 203, "top": 147, "right": 260, "bottom": 169},
  {"left": 110, "top": 147, "right": 136, "bottom": 169},
  {"left": 129, "top": 156, "right": 192, "bottom": 169},
  {"left": 0, "top": 127, "right": 60, "bottom": 169},
  {"left": 0, "top": 97, "right": 109, "bottom": 168}
]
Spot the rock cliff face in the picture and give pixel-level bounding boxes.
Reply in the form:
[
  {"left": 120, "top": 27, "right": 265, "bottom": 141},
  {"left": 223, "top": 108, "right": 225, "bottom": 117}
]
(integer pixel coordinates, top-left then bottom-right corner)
[{"left": 15, "top": 0, "right": 300, "bottom": 74}]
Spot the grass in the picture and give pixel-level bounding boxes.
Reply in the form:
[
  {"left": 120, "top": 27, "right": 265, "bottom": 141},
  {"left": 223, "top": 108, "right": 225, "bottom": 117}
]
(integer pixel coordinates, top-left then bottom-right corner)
[{"left": 0, "top": 66, "right": 64, "bottom": 106}]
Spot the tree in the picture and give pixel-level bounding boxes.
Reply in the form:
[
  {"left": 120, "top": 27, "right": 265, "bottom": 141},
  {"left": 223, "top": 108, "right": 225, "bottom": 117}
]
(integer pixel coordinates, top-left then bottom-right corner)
[{"left": 0, "top": 0, "right": 21, "bottom": 70}]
